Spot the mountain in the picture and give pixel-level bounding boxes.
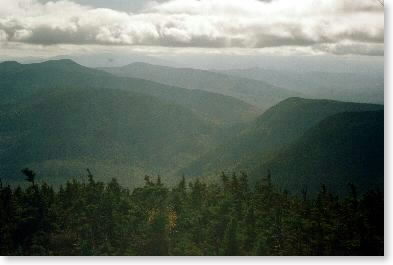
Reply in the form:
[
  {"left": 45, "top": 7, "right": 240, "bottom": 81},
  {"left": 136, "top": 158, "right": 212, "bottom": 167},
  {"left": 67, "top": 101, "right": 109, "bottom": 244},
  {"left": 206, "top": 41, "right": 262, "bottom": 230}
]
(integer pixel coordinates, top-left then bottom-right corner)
[
  {"left": 0, "top": 60, "right": 384, "bottom": 195},
  {"left": 0, "top": 60, "right": 258, "bottom": 126},
  {"left": 251, "top": 110, "right": 384, "bottom": 195},
  {"left": 0, "top": 86, "right": 221, "bottom": 187},
  {"left": 179, "top": 97, "right": 384, "bottom": 178},
  {"left": 49, "top": 52, "right": 181, "bottom": 68},
  {"left": 219, "top": 68, "right": 384, "bottom": 104},
  {"left": 99, "top": 62, "right": 298, "bottom": 110}
]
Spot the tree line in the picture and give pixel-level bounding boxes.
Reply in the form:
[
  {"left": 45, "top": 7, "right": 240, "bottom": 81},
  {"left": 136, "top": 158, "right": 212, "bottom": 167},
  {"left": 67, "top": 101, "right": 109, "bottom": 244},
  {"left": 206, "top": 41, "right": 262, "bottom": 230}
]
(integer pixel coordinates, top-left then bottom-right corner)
[{"left": 0, "top": 169, "right": 383, "bottom": 255}]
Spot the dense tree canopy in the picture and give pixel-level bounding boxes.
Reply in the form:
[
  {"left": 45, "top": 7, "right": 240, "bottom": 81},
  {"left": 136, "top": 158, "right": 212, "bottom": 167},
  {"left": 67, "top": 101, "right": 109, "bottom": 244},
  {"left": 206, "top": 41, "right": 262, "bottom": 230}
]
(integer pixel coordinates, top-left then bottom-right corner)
[{"left": 0, "top": 170, "right": 383, "bottom": 256}]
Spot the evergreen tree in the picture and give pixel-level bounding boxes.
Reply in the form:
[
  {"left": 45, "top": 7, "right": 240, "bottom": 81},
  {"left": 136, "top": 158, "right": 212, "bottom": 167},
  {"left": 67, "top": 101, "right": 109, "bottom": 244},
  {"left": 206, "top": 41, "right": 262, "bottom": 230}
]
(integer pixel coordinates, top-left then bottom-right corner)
[
  {"left": 21, "top": 168, "right": 36, "bottom": 186},
  {"left": 0, "top": 170, "right": 384, "bottom": 256},
  {"left": 223, "top": 218, "right": 239, "bottom": 256}
]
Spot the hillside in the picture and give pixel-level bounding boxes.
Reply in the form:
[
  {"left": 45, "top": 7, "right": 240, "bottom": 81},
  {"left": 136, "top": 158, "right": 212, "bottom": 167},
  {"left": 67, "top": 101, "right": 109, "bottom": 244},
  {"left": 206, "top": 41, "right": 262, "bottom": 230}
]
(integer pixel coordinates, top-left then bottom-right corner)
[
  {"left": 0, "top": 60, "right": 258, "bottom": 126},
  {"left": 100, "top": 62, "right": 298, "bottom": 110},
  {"left": 179, "top": 98, "right": 384, "bottom": 178},
  {"left": 251, "top": 110, "right": 384, "bottom": 195},
  {"left": 0, "top": 87, "right": 221, "bottom": 187}
]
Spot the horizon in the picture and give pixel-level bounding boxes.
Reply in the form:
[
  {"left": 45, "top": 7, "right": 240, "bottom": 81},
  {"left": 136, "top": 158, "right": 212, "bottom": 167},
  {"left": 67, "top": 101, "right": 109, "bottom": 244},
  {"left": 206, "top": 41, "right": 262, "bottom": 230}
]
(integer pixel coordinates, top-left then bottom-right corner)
[{"left": 0, "top": 56, "right": 385, "bottom": 75}]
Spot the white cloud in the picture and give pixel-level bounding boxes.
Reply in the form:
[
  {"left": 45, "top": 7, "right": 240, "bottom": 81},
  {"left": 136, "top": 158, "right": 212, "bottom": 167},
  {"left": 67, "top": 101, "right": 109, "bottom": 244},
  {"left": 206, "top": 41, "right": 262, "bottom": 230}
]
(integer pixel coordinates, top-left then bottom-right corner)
[
  {"left": 0, "top": 30, "right": 7, "bottom": 42},
  {"left": 0, "top": 0, "right": 384, "bottom": 55}
]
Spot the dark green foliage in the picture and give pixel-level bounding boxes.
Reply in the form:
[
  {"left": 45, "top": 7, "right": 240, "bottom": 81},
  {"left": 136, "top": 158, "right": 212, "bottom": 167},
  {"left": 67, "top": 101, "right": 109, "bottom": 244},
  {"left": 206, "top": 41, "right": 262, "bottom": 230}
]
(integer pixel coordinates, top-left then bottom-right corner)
[
  {"left": 21, "top": 168, "right": 35, "bottom": 186},
  {"left": 0, "top": 172, "right": 383, "bottom": 256},
  {"left": 180, "top": 98, "right": 383, "bottom": 195},
  {"left": 223, "top": 218, "right": 240, "bottom": 255},
  {"left": 253, "top": 110, "right": 384, "bottom": 195}
]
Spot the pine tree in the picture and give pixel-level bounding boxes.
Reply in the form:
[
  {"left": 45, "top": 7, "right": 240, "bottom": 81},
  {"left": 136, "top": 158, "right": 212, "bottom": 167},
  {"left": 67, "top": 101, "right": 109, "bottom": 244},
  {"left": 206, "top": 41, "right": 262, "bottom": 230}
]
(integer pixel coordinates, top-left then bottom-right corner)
[
  {"left": 244, "top": 206, "right": 256, "bottom": 252},
  {"left": 21, "top": 168, "right": 35, "bottom": 186},
  {"left": 223, "top": 218, "right": 239, "bottom": 256}
]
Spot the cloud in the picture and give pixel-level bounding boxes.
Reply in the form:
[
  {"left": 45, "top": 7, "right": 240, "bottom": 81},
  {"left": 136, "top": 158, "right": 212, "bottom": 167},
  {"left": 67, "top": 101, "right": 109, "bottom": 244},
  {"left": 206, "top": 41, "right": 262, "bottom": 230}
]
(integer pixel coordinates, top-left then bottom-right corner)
[
  {"left": 0, "top": 0, "right": 384, "bottom": 55},
  {"left": 0, "top": 30, "right": 7, "bottom": 42}
]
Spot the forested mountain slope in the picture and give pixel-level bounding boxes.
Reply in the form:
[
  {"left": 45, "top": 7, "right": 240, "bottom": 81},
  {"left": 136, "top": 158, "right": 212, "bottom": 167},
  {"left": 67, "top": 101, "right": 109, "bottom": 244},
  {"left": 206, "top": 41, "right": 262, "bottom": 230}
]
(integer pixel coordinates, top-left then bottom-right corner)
[
  {"left": 0, "top": 60, "right": 384, "bottom": 196},
  {"left": 0, "top": 60, "right": 258, "bottom": 126},
  {"left": 0, "top": 87, "right": 220, "bottom": 186},
  {"left": 180, "top": 98, "right": 383, "bottom": 178},
  {"left": 252, "top": 110, "right": 384, "bottom": 195}
]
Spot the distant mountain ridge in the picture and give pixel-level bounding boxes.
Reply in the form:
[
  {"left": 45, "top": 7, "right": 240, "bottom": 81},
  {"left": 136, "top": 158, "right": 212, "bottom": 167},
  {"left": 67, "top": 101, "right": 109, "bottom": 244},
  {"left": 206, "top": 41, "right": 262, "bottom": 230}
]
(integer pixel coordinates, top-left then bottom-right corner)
[
  {"left": 219, "top": 67, "right": 384, "bottom": 104},
  {"left": 99, "top": 62, "right": 299, "bottom": 110}
]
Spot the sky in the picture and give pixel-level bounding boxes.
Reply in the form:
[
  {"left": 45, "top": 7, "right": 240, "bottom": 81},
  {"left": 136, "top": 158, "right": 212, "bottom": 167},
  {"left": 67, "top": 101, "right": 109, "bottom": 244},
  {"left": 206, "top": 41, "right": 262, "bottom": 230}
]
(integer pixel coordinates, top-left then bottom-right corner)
[
  {"left": 36, "top": 0, "right": 170, "bottom": 11},
  {"left": 0, "top": 0, "right": 384, "bottom": 70}
]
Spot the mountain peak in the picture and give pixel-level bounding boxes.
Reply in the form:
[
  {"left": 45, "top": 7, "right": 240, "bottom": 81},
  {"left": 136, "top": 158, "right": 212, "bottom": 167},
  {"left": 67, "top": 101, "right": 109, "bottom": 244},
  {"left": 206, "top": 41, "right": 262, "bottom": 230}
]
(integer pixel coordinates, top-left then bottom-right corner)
[
  {"left": 125, "top": 61, "right": 164, "bottom": 69},
  {"left": 42, "top": 59, "right": 79, "bottom": 66},
  {"left": 0, "top": 59, "right": 80, "bottom": 68},
  {"left": 129, "top": 61, "right": 151, "bottom": 66},
  {"left": 0, "top": 61, "right": 23, "bottom": 72},
  {"left": 277, "top": 97, "right": 342, "bottom": 106},
  {"left": 0, "top": 61, "right": 22, "bottom": 69},
  {"left": 0, "top": 61, "right": 21, "bottom": 66},
  {"left": 29, "top": 59, "right": 91, "bottom": 72}
]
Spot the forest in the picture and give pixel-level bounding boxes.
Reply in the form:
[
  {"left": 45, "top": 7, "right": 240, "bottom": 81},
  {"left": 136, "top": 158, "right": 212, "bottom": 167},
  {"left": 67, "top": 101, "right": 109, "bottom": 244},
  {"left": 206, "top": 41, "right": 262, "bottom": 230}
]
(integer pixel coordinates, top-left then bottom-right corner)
[{"left": 0, "top": 169, "right": 383, "bottom": 256}]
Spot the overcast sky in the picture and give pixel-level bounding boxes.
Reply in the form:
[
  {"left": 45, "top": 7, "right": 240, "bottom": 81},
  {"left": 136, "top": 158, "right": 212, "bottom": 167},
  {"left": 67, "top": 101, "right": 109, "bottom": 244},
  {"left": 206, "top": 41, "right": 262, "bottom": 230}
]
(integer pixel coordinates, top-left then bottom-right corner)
[
  {"left": 36, "top": 0, "right": 170, "bottom": 11},
  {"left": 0, "top": 0, "right": 384, "bottom": 69}
]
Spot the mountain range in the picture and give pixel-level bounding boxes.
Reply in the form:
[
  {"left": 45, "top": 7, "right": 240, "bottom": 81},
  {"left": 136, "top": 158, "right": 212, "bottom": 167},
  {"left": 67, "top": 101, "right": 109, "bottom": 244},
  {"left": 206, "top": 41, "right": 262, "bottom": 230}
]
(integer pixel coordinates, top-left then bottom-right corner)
[
  {"left": 99, "top": 62, "right": 298, "bottom": 111},
  {"left": 0, "top": 59, "right": 384, "bottom": 194},
  {"left": 0, "top": 60, "right": 258, "bottom": 126}
]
